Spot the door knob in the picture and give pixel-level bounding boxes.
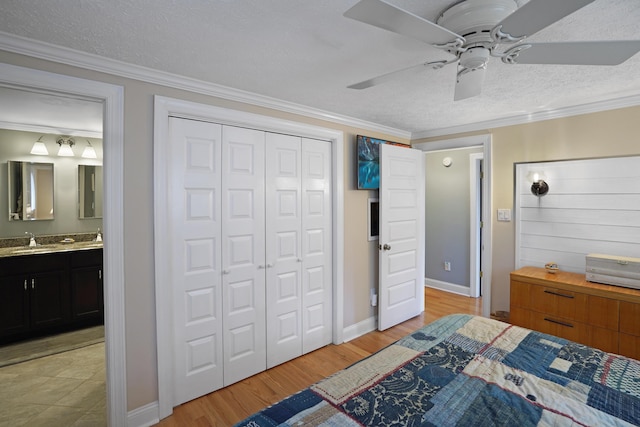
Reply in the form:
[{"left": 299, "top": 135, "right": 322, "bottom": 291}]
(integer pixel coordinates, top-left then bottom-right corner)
[{"left": 383, "top": 244, "right": 391, "bottom": 251}]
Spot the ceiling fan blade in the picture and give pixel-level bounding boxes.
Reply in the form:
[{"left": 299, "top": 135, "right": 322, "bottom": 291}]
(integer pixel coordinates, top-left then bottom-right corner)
[
  {"left": 496, "top": 0, "right": 596, "bottom": 41},
  {"left": 506, "top": 41, "right": 640, "bottom": 65},
  {"left": 344, "top": 0, "right": 462, "bottom": 45},
  {"left": 348, "top": 62, "right": 437, "bottom": 89},
  {"left": 454, "top": 67, "right": 486, "bottom": 101}
]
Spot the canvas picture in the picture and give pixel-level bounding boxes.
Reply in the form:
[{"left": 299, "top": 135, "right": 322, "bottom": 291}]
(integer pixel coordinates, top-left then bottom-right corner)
[{"left": 357, "top": 135, "right": 406, "bottom": 189}]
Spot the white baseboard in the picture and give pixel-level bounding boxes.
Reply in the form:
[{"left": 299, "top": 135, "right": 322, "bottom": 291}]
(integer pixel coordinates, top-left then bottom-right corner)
[
  {"left": 425, "top": 278, "right": 471, "bottom": 297},
  {"left": 342, "top": 315, "right": 377, "bottom": 342},
  {"left": 128, "top": 401, "right": 159, "bottom": 427}
]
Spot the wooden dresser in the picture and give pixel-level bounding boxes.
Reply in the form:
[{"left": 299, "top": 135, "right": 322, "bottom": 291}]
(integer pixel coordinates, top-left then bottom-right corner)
[{"left": 510, "top": 266, "right": 640, "bottom": 360}]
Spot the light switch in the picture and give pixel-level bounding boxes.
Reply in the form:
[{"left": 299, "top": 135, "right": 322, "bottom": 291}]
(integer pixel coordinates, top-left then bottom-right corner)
[{"left": 497, "top": 209, "right": 511, "bottom": 222}]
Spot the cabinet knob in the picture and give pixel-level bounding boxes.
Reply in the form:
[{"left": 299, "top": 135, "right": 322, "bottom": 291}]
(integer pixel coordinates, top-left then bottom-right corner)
[
  {"left": 31, "top": 278, "right": 35, "bottom": 289},
  {"left": 24, "top": 279, "right": 27, "bottom": 291}
]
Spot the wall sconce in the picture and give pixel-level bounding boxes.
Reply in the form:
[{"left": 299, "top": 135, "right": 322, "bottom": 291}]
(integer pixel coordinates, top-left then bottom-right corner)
[
  {"left": 57, "top": 136, "right": 75, "bottom": 157},
  {"left": 30, "top": 135, "right": 49, "bottom": 155},
  {"left": 529, "top": 172, "right": 549, "bottom": 196},
  {"left": 81, "top": 140, "right": 97, "bottom": 159}
]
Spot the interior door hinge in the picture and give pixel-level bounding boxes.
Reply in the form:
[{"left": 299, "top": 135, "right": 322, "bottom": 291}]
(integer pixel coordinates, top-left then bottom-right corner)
[
  {"left": 480, "top": 271, "right": 483, "bottom": 278},
  {"left": 480, "top": 221, "right": 483, "bottom": 228}
]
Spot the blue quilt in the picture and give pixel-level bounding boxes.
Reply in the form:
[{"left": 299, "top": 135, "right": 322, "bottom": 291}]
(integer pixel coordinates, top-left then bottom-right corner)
[{"left": 234, "top": 314, "right": 640, "bottom": 426}]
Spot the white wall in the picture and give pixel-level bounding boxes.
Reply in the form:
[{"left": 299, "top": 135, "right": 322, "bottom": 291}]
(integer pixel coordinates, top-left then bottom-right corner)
[{"left": 515, "top": 156, "right": 640, "bottom": 273}]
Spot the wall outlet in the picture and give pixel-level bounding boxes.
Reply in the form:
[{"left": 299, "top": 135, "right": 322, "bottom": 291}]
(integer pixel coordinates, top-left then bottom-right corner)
[{"left": 444, "top": 261, "right": 451, "bottom": 271}]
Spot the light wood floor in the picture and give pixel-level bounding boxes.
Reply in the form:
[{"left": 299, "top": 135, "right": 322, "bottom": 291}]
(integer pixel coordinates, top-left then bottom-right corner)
[{"left": 155, "top": 287, "right": 482, "bottom": 427}]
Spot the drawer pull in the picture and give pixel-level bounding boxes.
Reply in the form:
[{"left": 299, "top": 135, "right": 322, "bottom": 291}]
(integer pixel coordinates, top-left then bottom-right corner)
[
  {"left": 544, "top": 289, "right": 574, "bottom": 299},
  {"left": 544, "top": 317, "right": 574, "bottom": 328}
]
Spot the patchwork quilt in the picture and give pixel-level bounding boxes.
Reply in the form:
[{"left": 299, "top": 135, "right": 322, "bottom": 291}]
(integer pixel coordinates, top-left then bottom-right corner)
[{"left": 234, "top": 314, "right": 640, "bottom": 426}]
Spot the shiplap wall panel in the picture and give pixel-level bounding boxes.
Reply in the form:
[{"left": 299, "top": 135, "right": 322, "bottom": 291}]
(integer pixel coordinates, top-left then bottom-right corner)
[{"left": 516, "top": 156, "right": 640, "bottom": 274}]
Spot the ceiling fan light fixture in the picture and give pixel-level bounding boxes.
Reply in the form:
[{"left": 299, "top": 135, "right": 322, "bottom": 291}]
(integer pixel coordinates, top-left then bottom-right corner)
[{"left": 459, "top": 47, "right": 491, "bottom": 69}]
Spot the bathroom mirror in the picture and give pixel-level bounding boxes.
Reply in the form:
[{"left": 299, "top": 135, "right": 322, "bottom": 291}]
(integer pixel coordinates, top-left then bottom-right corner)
[
  {"left": 78, "top": 164, "right": 103, "bottom": 219},
  {"left": 7, "top": 160, "right": 55, "bottom": 221}
]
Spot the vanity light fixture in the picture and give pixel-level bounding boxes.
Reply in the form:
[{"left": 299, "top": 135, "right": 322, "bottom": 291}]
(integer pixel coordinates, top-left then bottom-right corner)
[
  {"left": 56, "top": 136, "right": 75, "bottom": 157},
  {"left": 81, "top": 140, "right": 97, "bottom": 159},
  {"left": 30, "top": 135, "right": 49, "bottom": 155},
  {"left": 529, "top": 172, "right": 549, "bottom": 197}
]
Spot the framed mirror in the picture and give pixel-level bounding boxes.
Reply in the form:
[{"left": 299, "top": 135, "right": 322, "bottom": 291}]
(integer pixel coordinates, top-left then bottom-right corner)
[
  {"left": 78, "top": 164, "right": 103, "bottom": 219},
  {"left": 8, "top": 160, "right": 55, "bottom": 221}
]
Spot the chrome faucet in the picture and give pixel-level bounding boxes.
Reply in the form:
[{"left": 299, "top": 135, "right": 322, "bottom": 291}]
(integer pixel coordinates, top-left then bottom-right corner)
[{"left": 25, "top": 232, "right": 37, "bottom": 247}]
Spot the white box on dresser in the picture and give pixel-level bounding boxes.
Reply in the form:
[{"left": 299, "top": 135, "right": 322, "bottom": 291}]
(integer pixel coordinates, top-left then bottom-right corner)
[{"left": 586, "top": 253, "right": 640, "bottom": 290}]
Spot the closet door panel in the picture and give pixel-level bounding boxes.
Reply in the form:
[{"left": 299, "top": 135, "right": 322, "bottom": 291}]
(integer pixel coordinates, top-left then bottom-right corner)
[
  {"left": 301, "top": 138, "right": 332, "bottom": 353},
  {"left": 169, "top": 118, "right": 223, "bottom": 405},
  {"left": 265, "top": 133, "right": 303, "bottom": 368},
  {"left": 222, "top": 126, "right": 266, "bottom": 386}
]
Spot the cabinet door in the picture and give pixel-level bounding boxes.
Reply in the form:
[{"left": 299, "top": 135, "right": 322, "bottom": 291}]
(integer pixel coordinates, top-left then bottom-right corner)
[
  {"left": 30, "top": 270, "right": 70, "bottom": 330},
  {"left": 71, "top": 266, "right": 104, "bottom": 321},
  {"left": 0, "top": 274, "right": 30, "bottom": 337},
  {"left": 620, "top": 301, "right": 640, "bottom": 337}
]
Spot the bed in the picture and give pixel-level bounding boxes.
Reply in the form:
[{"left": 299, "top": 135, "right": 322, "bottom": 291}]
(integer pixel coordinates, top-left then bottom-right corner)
[{"left": 234, "top": 314, "right": 640, "bottom": 426}]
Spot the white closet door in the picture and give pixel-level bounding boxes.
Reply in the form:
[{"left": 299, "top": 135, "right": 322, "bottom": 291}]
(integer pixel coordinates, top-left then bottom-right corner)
[
  {"left": 221, "top": 126, "right": 266, "bottom": 386},
  {"left": 168, "top": 118, "right": 223, "bottom": 405},
  {"left": 265, "top": 133, "right": 303, "bottom": 368},
  {"left": 301, "top": 138, "right": 332, "bottom": 353}
]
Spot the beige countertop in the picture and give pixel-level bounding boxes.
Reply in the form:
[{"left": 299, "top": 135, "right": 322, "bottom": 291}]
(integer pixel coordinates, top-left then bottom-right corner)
[{"left": 0, "top": 241, "right": 103, "bottom": 258}]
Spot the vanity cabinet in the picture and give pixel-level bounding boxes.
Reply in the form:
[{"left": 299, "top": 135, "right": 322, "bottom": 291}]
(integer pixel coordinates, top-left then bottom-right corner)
[
  {"left": 70, "top": 249, "right": 103, "bottom": 322},
  {"left": 0, "top": 248, "right": 102, "bottom": 343}
]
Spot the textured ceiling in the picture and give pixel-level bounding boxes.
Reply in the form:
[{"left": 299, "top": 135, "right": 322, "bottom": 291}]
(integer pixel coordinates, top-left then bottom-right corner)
[{"left": 1, "top": 0, "right": 640, "bottom": 137}]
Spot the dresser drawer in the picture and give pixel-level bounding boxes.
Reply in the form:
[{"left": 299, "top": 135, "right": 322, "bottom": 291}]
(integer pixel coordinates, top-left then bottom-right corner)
[
  {"left": 528, "top": 310, "right": 590, "bottom": 345},
  {"left": 586, "top": 295, "right": 619, "bottom": 330},
  {"left": 619, "top": 333, "right": 640, "bottom": 360},
  {"left": 530, "top": 285, "right": 588, "bottom": 323},
  {"left": 620, "top": 302, "right": 640, "bottom": 337}
]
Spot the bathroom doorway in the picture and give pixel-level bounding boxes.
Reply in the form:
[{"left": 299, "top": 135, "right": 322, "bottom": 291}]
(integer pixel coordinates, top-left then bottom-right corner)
[{"left": 0, "top": 62, "right": 126, "bottom": 426}]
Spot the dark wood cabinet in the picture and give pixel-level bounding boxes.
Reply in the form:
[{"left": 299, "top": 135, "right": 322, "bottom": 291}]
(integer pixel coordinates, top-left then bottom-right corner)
[
  {"left": 0, "top": 248, "right": 102, "bottom": 343},
  {"left": 0, "top": 274, "right": 30, "bottom": 336},
  {"left": 70, "top": 249, "right": 103, "bottom": 322}
]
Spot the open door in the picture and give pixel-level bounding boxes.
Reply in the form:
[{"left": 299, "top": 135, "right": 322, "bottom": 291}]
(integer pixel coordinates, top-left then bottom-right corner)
[{"left": 378, "top": 144, "right": 425, "bottom": 330}]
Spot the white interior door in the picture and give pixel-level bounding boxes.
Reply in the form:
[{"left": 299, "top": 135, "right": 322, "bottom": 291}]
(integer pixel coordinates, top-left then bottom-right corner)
[
  {"left": 221, "top": 126, "right": 266, "bottom": 386},
  {"left": 265, "top": 133, "right": 303, "bottom": 368},
  {"left": 169, "top": 117, "right": 223, "bottom": 405},
  {"left": 301, "top": 138, "right": 332, "bottom": 353},
  {"left": 378, "top": 144, "right": 425, "bottom": 331}
]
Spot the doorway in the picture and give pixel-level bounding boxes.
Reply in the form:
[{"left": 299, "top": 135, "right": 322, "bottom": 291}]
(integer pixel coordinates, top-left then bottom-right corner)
[
  {"left": 413, "top": 135, "right": 492, "bottom": 318},
  {"left": 0, "top": 63, "right": 126, "bottom": 426}
]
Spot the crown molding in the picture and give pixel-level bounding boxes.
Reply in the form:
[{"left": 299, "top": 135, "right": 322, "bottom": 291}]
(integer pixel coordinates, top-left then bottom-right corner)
[
  {"left": 412, "top": 93, "right": 640, "bottom": 139},
  {"left": 3, "top": 31, "right": 639, "bottom": 142},
  {"left": 0, "top": 31, "right": 410, "bottom": 140}
]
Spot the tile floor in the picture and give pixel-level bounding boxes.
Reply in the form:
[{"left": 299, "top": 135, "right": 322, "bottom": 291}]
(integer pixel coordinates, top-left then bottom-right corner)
[{"left": 0, "top": 342, "right": 106, "bottom": 427}]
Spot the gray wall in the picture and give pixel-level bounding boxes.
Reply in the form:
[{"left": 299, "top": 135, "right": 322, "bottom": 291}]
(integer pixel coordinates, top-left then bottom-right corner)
[
  {"left": 425, "top": 146, "right": 482, "bottom": 287},
  {"left": 0, "top": 128, "right": 103, "bottom": 238}
]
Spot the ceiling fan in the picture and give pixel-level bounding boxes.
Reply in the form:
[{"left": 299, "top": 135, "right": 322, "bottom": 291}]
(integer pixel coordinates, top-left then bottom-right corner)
[{"left": 344, "top": 0, "right": 640, "bottom": 100}]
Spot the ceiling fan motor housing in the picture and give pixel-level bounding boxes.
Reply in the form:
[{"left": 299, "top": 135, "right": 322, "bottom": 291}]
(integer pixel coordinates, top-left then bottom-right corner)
[{"left": 437, "top": 0, "right": 517, "bottom": 49}]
